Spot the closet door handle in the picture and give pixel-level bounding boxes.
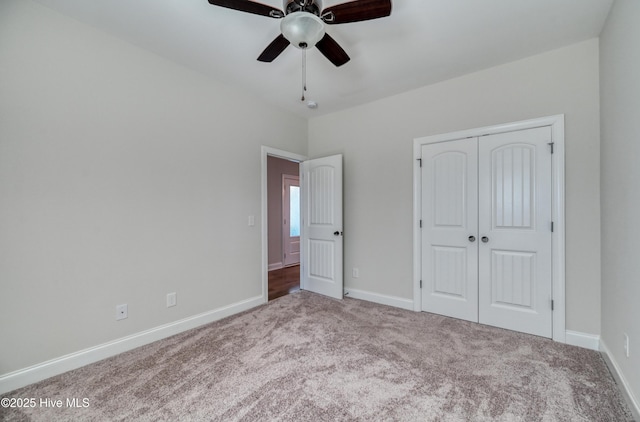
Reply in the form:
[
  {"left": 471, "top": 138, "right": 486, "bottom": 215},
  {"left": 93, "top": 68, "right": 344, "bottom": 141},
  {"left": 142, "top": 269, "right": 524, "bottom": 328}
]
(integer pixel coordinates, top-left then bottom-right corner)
[
  {"left": 481, "top": 236, "right": 489, "bottom": 243},
  {"left": 468, "top": 236, "right": 476, "bottom": 242}
]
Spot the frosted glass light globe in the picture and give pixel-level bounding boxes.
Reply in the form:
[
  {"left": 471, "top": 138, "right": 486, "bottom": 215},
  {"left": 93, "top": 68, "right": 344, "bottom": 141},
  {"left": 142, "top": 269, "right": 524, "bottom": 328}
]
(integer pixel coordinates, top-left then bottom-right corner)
[{"left": 281, "top": 11, "right": 325, "bottom": 49}]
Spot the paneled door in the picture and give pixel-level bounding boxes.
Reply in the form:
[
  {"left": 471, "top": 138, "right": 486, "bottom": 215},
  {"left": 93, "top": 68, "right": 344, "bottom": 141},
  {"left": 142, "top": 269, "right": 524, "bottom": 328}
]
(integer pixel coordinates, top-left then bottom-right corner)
[
  {"left": 421, "top": 127, "right": 553, "bottom": 338},
  {"left": 282, "top": 175, "right": 300, "bottom": 267},
  {"left": 421, "top": 138, "right": 478, "bottom": 322},
  {"left": 478, "top": 127, "right": 552, "bottom": 337},
  {"left": 300, "top": 155, "right": 343, "bottom": 299}
]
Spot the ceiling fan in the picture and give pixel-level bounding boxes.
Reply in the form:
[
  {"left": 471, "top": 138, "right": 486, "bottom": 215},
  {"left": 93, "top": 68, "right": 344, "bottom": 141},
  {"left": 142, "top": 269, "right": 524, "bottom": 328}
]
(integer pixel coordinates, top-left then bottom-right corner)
[{"left": 206, "top": 0, "right": 392, "bottom": 67}]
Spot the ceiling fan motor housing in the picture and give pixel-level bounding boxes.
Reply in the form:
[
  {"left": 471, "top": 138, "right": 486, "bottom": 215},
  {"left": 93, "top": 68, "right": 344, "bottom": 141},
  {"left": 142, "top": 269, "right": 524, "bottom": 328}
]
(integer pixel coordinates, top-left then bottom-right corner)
[{"left": 284, "top": 0, "right": 321, "bottom": 16}]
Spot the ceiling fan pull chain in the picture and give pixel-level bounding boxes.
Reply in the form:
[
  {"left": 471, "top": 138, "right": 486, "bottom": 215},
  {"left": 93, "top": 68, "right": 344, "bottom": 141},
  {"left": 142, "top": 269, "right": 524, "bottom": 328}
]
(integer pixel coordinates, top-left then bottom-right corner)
[{"left": 301, "top": 48, "right": 307, "bottom": 101}]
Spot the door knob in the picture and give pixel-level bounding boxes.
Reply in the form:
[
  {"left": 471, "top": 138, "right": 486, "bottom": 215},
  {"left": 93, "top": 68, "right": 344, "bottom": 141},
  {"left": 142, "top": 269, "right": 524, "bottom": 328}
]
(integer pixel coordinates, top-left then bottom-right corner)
[
  {"left": 333, "top": 231, "right": 343, "bottom": 236},
  {"left": 481, "top": 236, "right": 489, "bottom": 243},
  {"left": 468, "top": 235, "right": 476, "bottom": 242}
]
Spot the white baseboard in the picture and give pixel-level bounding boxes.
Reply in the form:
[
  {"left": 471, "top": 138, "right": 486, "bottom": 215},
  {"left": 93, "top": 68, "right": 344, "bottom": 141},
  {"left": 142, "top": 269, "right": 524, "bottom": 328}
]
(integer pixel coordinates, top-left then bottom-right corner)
[
  {"left": 600, "top": 340, "right": 640, "bottom": 420},
  {"left": 268, "top": 262, "right": 283, "bottom": 271},
  {"left": 345, "top": 288, "right": 414, "bottom": 311},
  {"left": 565, "top": 330, "right": 600, "bottom": 351},
  {"left": 0, "top": 295, "right": 264, "bottom": 395}
]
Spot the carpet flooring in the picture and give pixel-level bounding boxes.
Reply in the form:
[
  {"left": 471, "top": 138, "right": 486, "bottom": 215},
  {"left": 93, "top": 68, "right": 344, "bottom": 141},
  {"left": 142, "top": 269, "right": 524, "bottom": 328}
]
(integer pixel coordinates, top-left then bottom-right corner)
[{"left": 1, "top": 291, "right": 633, "bottom": 421}]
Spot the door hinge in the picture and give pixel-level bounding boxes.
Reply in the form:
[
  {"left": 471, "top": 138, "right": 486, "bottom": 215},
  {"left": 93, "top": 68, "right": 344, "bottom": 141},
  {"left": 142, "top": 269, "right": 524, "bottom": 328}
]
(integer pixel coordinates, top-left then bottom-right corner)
[
  {"left": 551, "top": 299, "right": 555, "bottom": 311},
  {"left": 417, "top": 158, "right": 422, "bottom": 167},
  {"left": 419, "top": 220, "right": 423, "bottom": 228},
  {"left": 551, "top": 221, "right": 554, "bottom": 232},
  {"left": 548, "top": 142, "right": 554, "bottom": 154},
  {"left": 420, "top": 280, "right": 423, "bottom": 289}
]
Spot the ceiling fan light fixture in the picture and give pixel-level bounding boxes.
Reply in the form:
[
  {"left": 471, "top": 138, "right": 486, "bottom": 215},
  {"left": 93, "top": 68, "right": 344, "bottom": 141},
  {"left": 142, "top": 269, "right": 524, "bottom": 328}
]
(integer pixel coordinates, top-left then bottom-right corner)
[{"left": 280, "top": 11, "right": 325, "bottom": 49}]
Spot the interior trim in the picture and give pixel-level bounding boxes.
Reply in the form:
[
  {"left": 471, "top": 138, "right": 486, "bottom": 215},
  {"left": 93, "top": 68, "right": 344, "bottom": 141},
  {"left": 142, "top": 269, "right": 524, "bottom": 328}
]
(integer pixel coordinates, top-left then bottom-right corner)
[
  {"left": 600, "top": 339, "right": 640, "bottom": 420},
  {"left": 345, "top": 288, "right": 414, "bottom": 311},
  {"left": 0, "top": 295, "right": 263, "bottom": 395},
  {"left": 565, "top": 330, "right": 600, "bottom": 351},
  {"left": 261, "top": 146, "right": 307, "bottom": 303}
]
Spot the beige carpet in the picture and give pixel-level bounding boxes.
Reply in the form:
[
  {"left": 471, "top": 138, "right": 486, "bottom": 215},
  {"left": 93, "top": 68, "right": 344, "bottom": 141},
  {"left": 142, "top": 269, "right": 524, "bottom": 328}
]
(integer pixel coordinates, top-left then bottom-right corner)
[{"left": 1, "top": 291, "right": 633, "bottom": 421}]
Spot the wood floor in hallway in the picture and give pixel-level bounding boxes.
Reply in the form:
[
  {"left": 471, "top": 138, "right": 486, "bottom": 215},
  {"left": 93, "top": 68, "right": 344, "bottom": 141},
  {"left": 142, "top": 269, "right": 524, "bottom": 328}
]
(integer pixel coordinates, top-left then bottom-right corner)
[{"left": 268, "top": 265, "right": 300, "bottom": 301}]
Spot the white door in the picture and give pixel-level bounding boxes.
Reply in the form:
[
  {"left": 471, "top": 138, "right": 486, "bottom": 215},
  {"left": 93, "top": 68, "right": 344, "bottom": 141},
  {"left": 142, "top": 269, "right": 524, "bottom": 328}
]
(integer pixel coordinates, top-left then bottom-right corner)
[
  {"left": 300, "top": 154, "right": 343, "bottom": 299},
  {"left": 478, "top": 127, "right": 553, "bottom": 337},
  {"left": 421, "top": 138, "right": 478, "bottom": 322},
  {"left": 282, "top": 175, "right": 300, "bottom": 267},
  {"left": 420, "top": 127, "right": 553, "bottom": 338}
]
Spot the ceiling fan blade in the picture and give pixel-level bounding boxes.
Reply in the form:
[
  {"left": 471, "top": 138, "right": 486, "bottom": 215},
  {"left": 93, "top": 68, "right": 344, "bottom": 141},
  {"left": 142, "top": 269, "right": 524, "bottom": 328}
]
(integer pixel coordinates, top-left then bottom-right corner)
[
  {"left": 207, "top": 0, "right": 284, "bottom": 18},
  {"left": 315, "top": 33, "right": 350, "bottom": 67},
  {"left": 257, "top": 34, "right": 291, "bottom": 62},
  {"left": 321, "top": 0, "right": 391, "bottom": 24}
]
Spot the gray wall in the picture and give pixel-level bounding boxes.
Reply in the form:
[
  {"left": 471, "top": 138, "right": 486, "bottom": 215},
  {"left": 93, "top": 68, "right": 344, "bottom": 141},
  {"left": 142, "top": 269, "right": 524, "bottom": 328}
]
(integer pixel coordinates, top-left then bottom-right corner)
[
  {"left": 600, "top": 0, "right": 640, "bottom": 407},
  {"left": 0, "top": 1, "right": 307, "bottom": 375},
  {"left": 308, "top": 39, "right": 601, "bottom": 336},
  {"left": 267, "top": 156, "right": 300, "bottom": 267}
]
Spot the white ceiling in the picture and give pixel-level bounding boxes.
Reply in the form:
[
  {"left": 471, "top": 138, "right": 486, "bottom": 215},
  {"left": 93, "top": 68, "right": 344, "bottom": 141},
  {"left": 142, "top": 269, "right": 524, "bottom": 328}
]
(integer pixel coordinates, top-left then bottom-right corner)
[{"left": 33, "top": 0, "right": 613, "bottom": 118}]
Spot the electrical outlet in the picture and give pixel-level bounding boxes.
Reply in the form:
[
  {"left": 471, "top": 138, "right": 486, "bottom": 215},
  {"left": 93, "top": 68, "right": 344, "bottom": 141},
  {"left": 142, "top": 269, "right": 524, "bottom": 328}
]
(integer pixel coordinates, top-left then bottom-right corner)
[
  {"left": 352, "top": 268, "right": 359, "bottom": 278},
  {"left": 167, "top": 292, "right": 177, "bottom": 308},
  {"left": 623, "top": 333, "right": 630, "bottom": 358},
  {"left": 116, "top": 304, "right": 128, "bottom": 321}
]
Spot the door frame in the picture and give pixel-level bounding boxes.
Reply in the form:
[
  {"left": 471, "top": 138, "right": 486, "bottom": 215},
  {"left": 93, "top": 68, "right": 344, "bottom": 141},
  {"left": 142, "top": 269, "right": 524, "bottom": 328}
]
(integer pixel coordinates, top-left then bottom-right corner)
[
  {"left": 261, "top": 146, "right": 307, "bottom": 304},
  {"left": 413, "top": 115, "right": 566, "bottom": 343}
]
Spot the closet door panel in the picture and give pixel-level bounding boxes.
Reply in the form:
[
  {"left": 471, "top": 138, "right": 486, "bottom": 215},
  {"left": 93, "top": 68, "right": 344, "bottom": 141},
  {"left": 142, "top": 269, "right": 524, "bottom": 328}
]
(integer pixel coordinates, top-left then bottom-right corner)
[
  {"left": 421, "top": 138, "right": 478, "bottom": 322},
  {"left": 478, "top": 127, "right": 553, "bottom": 338}
]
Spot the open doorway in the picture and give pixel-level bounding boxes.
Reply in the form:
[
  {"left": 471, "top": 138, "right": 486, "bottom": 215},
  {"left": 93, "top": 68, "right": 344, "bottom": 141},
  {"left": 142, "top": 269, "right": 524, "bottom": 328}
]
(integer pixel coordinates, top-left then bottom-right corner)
[
  {"left": 266, "top": 154, "right": 301, "bottom": 301},
  {"left": 262, "top": 146, "right": 344, "bottom": 302}
]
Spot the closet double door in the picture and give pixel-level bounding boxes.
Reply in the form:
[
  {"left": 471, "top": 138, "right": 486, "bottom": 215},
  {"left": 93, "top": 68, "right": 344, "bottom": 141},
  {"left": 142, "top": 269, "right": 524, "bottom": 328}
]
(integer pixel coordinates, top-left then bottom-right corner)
[{"left": 421, "top": 126, "right": 553, "bottom": 338}]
